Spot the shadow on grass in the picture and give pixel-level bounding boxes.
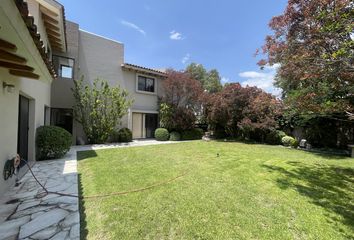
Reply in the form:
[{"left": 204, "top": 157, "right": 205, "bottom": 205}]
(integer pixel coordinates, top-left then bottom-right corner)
[
  {"left": 305, "top": 151, "right": 350, "bottom": 160},
  {"left": 262, "top": 161, "right": 354, "bottom": 236},
  {"left": 213, "top": 138, "right": 260, "bottom": 145},
  {"left": 77, "top": 150, "right": 98, "bottom": 239},
  {"left": 78, "top": 173, "right": 88, "bottom": 240},
  {"left": 77, "top": 150, "right": 98, "bottom": 161}
]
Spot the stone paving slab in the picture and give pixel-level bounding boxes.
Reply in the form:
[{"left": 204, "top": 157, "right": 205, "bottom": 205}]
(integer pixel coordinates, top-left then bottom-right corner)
[{"left": 0, "top": 148, "right": 79, "bottom": 240}]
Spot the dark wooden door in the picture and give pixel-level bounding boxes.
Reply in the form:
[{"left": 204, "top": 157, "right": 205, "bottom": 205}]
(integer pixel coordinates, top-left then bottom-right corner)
[
  {"left": 145, "top": 114, "right": 158, "bottom": 138},
  {"left": 18, "top": 95, "right": 29, "bottom": 161}
]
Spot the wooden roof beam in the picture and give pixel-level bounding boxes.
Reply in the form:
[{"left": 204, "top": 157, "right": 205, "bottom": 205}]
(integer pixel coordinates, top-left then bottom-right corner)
[
  {"left": 42, "top": 13, "right": 59, "bottom": 25},
  {"left": 0, "top": 49, "right": 26, "bottom": 64},
  {"left": 50, "top": 41, "right": 63, "bottom": 48},
  {"left": 9, "top": 70, "right": 39, "bottom": 79},
  {"left": 48, "top": 34, "right": 61, "bottom": 43},
  {"left": 0, "top": 38, "right": 17, "bottom": 51},
  {"left": 44, "top": 21, "right": 60, "bottom": 31},
  {"left": 39, "top": 5, "right": 58, "bottom": 17},
  {"left": 46, "top": 28, "right": 60, "bottom": 37},
  {"left": 0, "top": 61, "right": 34, "bottom": 71}
]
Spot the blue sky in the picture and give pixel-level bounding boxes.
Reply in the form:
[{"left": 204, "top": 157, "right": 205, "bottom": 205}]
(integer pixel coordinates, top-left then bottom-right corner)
[{"left": 59, "top": 0, "right": 288, "bottom": 94}]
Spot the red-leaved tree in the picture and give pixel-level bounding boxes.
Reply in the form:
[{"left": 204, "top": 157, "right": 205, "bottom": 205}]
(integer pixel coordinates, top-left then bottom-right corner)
[
  {"left": 206, "top": 83, "right": 283, "bottom": 140},
  {"left": 259, "top": 0, "right": 354, "bottom": 115},
  {"left": 160, "top": 69, "right": 204, "bottom": 131}
]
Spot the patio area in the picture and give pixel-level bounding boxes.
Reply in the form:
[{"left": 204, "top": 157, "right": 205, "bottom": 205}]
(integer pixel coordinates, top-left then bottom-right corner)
[
  {"left": 0, "top": 140, "right": 179, "bottom": 240},
  {"left": 0, "top": 149, "right": 79, "bottom": 240}
]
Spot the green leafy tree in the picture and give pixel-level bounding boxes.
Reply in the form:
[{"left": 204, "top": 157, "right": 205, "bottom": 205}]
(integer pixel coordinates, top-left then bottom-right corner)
[
  {"left": 186, "top": 63, "right": 207, "bottom": 86},
  {"left": 72, "top": 77, "right": 132, "bottom": 144},
  {"left": 206, "top": 69, "right": 223, "bottom": 93},
  {"left": 186, "top": 63, "right": 223, "bottom": 93},
  {"left": 159, "top": 103, "right": 173, "bottom": 130}
]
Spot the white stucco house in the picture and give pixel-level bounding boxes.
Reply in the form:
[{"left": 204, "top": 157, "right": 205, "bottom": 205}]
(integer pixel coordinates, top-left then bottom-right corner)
[{"left": 0, "top": 0, "right": 166, "bottom": 195}]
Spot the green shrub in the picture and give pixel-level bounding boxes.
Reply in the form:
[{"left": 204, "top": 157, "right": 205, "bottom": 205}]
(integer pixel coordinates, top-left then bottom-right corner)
[
  {"left": 265, "top": 130, "right": 287, "bottom": 145},
  {"left": 181, "top": 128, "right": 204, "bottom": 140},
  {"left": 292, "top": 139, "right": 299, "bottom": 148},
  {"left": 169, "top": 131, "right": 181, "bottom": 141},
  {"left": 213, "top": 127, "right": 227, "bottom": 139},
  {"left": 115, "top": 128, "right": 132, "bottom": 142},
  {"left": 36, "top": 126, "right": 72, "bottom": 160},
  {"left": 281, "top": 136, "right": 296, "bottom": 147},
  {"left": 155, "top": 128, "right": 169, "bottom": 141}
]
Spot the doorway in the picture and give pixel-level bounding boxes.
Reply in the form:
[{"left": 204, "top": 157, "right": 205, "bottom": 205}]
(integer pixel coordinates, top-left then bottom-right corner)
[
  {"left": 145, "top": 114, "right": 158, "bottom": 138},
  {"left": 132, "top": 112, "right": 158, "bottom": 139},
  {"left": 50, "top": 108, "right": 73, "bottom": 134},
  {"left": 17, "top": 95, "right": 29, "bottom": 161}
]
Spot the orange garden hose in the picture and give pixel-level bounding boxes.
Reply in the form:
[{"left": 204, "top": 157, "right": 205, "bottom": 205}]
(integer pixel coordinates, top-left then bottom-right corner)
[{"left": 22, "top": 158, "right": 187, "bottom": 200}]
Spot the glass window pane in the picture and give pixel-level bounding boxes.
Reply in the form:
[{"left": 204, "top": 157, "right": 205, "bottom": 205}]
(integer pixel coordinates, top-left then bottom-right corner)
[
  {"left": 61, "top": 65, "right": 73, "bottom": 78},
  {"left": 138, "top": 76, "right": 146, "bottom": 91},
  {"left": 52, "top": 55, "right": 75, "bottom": 79},
  {"left": 146, "top": 78, "right": 154, "bottom": 92}
]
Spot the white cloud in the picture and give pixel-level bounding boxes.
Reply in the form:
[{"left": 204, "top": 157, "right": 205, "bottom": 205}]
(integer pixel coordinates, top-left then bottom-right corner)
[
  {"left": 239, "top": 64, "right": 281, "bottom": 96},
  {"left": 239, "top": 71, "right": 267, "bottom": 78},
  {"left": 121, "top": 20, "right": 146, "bottom": 35},
  {"left": 263, "top": 63, "right": 281, "bottom": 70},
  {"left": 181, "top": 53, "right": 190, "bottom": 64},
  {"left": 170, "top": 30, "right": 184, "bottom": 40},
  {"left": 221, "top": 77, "right": 231, "bottom": 85}
]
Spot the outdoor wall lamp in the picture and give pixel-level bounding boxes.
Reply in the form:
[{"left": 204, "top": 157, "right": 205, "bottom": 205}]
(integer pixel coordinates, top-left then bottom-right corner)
[{"left": 3, "top": 82, "right": 15, "bottom": 93}]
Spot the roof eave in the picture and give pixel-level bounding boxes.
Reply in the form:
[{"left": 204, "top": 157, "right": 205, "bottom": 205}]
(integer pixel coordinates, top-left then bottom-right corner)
[{"left": 121, "top": 63, "right": 167, "bottom": 78}]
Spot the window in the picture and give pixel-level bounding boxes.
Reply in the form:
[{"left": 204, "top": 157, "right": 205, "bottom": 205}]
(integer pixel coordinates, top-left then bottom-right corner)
[
  {"left": 137, "top": 76, "right": 155, "bottom": 93},
  {"left": 60, "top": 65, "right": 73, "bottom": 78},
  {"left": 51, "top": 108, "right": 73, "bottom": 134},
  {"left": 52, "top": 55, "right": 75, "bottom": 79},
  {"left": 44, "top": 106, "right": 50, "bottom": 126}
]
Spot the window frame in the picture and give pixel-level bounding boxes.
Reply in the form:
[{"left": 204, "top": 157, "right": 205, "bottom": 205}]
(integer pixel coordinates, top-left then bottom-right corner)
[
  {"left": 60, "top": 64, "right": 73, "bottom": 79},
  {"left": 136, "top": 74, "right": 156, "bottom": 95},
  {"left": 52, "top": 55, "right": 75, "bottom": 79}
]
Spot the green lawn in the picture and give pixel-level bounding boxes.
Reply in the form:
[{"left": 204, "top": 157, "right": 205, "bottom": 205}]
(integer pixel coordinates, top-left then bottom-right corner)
[{"left": 78, "top": 141, "right": 354, "bottom": 240}]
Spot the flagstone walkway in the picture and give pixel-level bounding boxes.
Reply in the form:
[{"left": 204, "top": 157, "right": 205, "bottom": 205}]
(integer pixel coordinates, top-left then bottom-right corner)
[
  {"left": 0, "top": 149, "right": 79, "bottom": 240},
  {"left": 0, "top": 139, "right": 182, "bottom": 240}
]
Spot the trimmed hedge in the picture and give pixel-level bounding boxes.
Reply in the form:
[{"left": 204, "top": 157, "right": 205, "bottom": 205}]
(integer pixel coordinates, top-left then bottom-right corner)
[
  {"left": 36, "top": 126, "right": 72, "bottom": 160},
  {"left": 281, "top": 136, "right": 296, "bottom": 147},
  {"left": 181, "top": 128, "right": 204, "bottom": 140},
  {"left": 155, "top": 128, "right": 169, "bottom": 141},
  {"left": 169, "top": 131, "right": 181, "bottom": 141},
  {"left": 117, "top": 128, "right": 133, "bottom": 142}
]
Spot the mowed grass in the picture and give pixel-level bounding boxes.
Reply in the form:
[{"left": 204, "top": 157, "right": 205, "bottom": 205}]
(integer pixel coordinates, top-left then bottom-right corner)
[{"left": 77, "top": 141, "right": 354, "bottom": 240}]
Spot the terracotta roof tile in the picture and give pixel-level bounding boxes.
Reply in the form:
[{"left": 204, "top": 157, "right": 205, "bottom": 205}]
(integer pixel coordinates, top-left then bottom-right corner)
[
  {"left": 122, "top": 63, "right": 167, "bottom": 77},
  {"left": 15, "top": 0, "right": 57, "bottom": 78}
]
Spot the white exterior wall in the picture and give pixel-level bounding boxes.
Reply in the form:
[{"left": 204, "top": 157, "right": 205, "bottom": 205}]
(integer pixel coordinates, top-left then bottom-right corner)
[
  {"left": 123, "top": 70, "right": 163, "bottom": 111},
  {"left": 51, "top": 24, "right": 165, "bottom": 142},
  {"left": 0, "top": 69, "right": 51, "bottom": 195},
  {"left": 0, "top": 0, "right": 52, "bottom": 195},
  {"left": 77, "top": 30, "right": 165, "bottom": 133},
  {"left": 78, "top": 30, "right": 125, "bottom": 87},
  {"left": 51, "top": 21, "right": 79, "bottom": 109}
]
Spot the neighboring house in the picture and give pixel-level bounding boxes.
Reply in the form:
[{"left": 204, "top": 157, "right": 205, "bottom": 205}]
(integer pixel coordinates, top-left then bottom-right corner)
[
  {"left": 51, "top": 22, "right": 166, "bottom": 143},
  {"left": 0, "top": 0, "right": 165, "bottom": 196}
]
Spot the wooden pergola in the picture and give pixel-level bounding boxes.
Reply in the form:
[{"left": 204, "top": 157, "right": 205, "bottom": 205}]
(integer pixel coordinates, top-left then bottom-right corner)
[
  {"left": 0, "top": 38, "right": 40, "bottom": 79},
  {"left": 0, "top": 0, "right": 66, "bottom": 79}
]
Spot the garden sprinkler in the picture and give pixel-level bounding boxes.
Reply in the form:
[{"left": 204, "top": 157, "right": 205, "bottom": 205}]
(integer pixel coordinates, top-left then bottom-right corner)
[{"left": 14, "top": 154, "right": 21, "bottom": 186}]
